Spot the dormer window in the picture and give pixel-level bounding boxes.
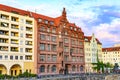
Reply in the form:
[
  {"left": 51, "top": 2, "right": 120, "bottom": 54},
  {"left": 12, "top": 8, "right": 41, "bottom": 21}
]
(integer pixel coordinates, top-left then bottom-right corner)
[
  {"left": 50, "top": 21, "right": 54, "bottom": 25},
  {"left": 74, "top": 28, "right": 76, "bottom": 31},
  {"left": 38, "top": 18, "right": 42, "bottom": 22},
  {"left": 85, "top": 38, "right": 88, "bottom": 41},
  {"left": 45, "top": 20, "right": 48, "bottom": 24},
  {"left": 70, "top": 26, "right": 73, "bottom": 30}
]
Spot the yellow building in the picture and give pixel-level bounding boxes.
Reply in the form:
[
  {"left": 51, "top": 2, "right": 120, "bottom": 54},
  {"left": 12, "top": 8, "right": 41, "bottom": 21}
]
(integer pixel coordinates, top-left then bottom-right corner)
[
  {"left": 84, "top": 34, "right": 102, "bottom": 73},
  {"left": 0, "top": 5, "right": 35, "bottom": 76},
  {"left": 102, "top": 46, "right": 120, "bottom": 66}
]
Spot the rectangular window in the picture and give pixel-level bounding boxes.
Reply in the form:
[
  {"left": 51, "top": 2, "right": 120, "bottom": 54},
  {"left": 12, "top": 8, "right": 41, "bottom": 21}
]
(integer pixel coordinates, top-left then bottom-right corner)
[
  {"left": 52, "top": 28, "right": 56, "bottom": 33},
  {"left": 5, "top": 55, "right": 8, "bottom": 60},
  {"left": 20, "top": 48, "right": 23, "bottom": 52},
  {"left": 10, "top": 56, "right": 13, "bottom": 60},
  {"left": 0, "top": 55, "right": 2, "bottom": 60},
  {"left": 51, "top": 36, "right": 56, "bottom": 42},
  {"left": 47, "top": 55, "right": 51, "bottom": 61},
  {"left": 20, "top": 56, "right": 23, "bottom": 60},
  {"left": 64, "top": 46, "right": 69, "bottom": 52},
  {"left": 40, "top": 55, "right": 45, "bottom": 61},
  {"left": 47, "top": 44, "right": 50, "bottom": 51},
  {"left": 52, "top": 55, "right": 57, "bottom": 62},
  {"left": 40, "top": 43, "right": 45, "bottom": 50},
  {"left": 51, "top": 44, "right": 56, "bottom": 51},
  {"left": 64, "top": 38, "right": 69, "bottom": 43},
  {"left": 40, "top": 34, "right": 45, "bottom": 40},
  {"left": 15, "top": 56, "right": 18, "bottom": 60},
  {"left": 20, "top": 33, "right": 23, "bottom": 37},
  {"left": 46, "top": 35, "right": 50, "bottom": 41}
]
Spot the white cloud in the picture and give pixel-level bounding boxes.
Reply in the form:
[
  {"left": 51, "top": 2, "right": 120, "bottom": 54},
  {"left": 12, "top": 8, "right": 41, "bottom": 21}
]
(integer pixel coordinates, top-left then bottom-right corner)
[{"left": 93, "top": 18, "right": 120, "bottom": 43}]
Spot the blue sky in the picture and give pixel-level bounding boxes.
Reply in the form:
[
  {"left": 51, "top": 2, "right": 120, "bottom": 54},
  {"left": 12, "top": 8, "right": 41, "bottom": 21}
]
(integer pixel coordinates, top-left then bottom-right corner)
[{"left": 1, "top": 0, "right": 120, "bottom": 47}]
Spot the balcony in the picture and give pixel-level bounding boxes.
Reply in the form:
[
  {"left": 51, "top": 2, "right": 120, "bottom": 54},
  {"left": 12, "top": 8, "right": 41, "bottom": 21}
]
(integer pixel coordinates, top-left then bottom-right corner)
[
  {"left": 11, "top": 24, "right": 19, "bottom": 29},
  {"left": 0, "top": 38, "right": 9, "bottom": 43},
  {"left": 25, "top": 48, "right": 32, "bottom": 53},
  {"left": 0, "top": 46, "right": 8, "bottom": 51},
  {"left": 26, "top": 27, "right": 32, "bottom": 32},
  {"left": 1, "top": 14, "right": 9, "bottom": 20},
  {"left": 0, "top": 30, "right": 9, "bottom": 36},
  {"left": 11, "top": 32, "right": 19, "bottom": 37},
  {"left": 25, "top": 55, "right": 32, "bottom": 60},
  {"left": 11, "top": 16, "right": 19, "bottom": 22},
  {"left": 10, "top": 47, "right": 19, "bottom": 52},
  {"left": 11, "top": 39, "right": 18, "bottom": 44},
  {"left": 0, "top": 22, "right": 9, "bottom": 28},
  {"left": 26, "top": 20, "right": 32, "bottom": 25},
  {"left": 26, "top": 34, "right": 32, "bottom": 39},
  {"left": 25, "top": 41, "right": 32, "bottom": 45}
]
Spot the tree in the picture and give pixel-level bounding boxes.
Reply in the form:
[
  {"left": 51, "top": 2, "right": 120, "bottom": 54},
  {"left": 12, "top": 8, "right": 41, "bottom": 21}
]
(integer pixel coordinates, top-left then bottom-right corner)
[{"left": 92, "top": 51, "right": 105, "bottom": 73}]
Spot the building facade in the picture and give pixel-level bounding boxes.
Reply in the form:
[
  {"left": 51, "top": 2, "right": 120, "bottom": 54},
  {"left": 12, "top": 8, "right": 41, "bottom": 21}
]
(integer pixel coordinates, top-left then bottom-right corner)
[
  {"left": 37, "top": 8, "right": 85, "bottom": 75},
  {"left": 0, "top": 4, "right": 85, "bottom": 76},
  {"left": 84, "top": 34, "right": 102, "bottom": 73},
  {"left": 0, "top": 4, "right": 36, "bottom": 76},
  {"left": 102, "top": 47, "right": 120, "bottom": 66}
]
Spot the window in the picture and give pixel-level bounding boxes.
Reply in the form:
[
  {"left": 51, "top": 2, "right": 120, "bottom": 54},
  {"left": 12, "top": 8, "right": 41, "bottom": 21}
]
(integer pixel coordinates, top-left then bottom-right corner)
[
  {"left": 47, "top": 55, "right": 51, "bottom": 61},
  {"left": 47, "top": 44, "right": 50, "bottom": 51},
  {"left": 64, "top": 55, "right": 69, "bottom": 61},
  {"left": 64, "top": 46, "right": 69, "bottom": 52},
  {"left": 51, "top": 44, "right": 56, "bottom": 51},
  {"left": 40, "top": 65, "right": 45, "bottom": 73},
  {"left": 52, "top": 28, "right": 56, "bottom": 33},
  {"left": 47, "top": 28, "right": 50, "bottom": 32},
  {"left": 44, "top": 20, "right": 48, "bottom": 24},
  {"left": 0, "top": 55, "right": 2, "bottom": 60},
  {"left": 51, "top": 36, "right": 56, "bottom": 42},
  {"left": 47, "top": 65, "right": 50, "bottom": 72},
  {"left": 10, "top": 55, "right": 13, "bottom": 60},
  {"left": 51, "top": 65, "right": 56, "bottom": 72},
  {"left": 20, "top": 26, "right": 24, "bottom": 30},
  {"left": 20, "top": 40, "right": 23, "bottom": 45},
  {"left": 20, "top": 19, "right": 24, "bottom": 23},
  {"left": 38, "top": 18, "right": 42, "bottom": 22},
  {"left": 20, "top": 33, "right": 23, "bottom": 37},
  {"left": 15, "top": 56, "right": 18, "bottom": 60},
  {"left": 40, "top": 26, "right": 45, "bottom": 31},
  {"left": 52, "top": 55, "right": 57, "bottom": 62},
  {"left": 40, "top": 43, "right": 45, "bottom": 50},
  {"left": 46, "top": 35, "right": 50, "bottom": 41},
  {"left": 5, "top": 55, "right": 8, "bottom": 60},
  {"left": 20, "top": 48, "right": 23, "bottom": 52},
  {"left": 20, "top": 56, "right": 23, "bottom": 60},
  {"left": 64, "top": 38, "right": 69, "bottom": 43},
  {"left": 50, "top": 21, "right": 54, "bottom": 25},
  {"left": 40, "top": 55, "right": 45, "bottom": 61},
  {"left": 72, "top": 65, "right": 76, "bottom": 71},
  {"left": 40, "top": 34, "right": 45, "bottom": 40},
  {"left": 80, "top": 49, "right": 83, "bottom": 53}
]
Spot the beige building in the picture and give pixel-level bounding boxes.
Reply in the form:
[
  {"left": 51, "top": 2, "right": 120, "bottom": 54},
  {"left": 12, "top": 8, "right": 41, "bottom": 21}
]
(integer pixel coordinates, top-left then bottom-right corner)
[
  {"left": 84, "top": 34, "right": 102, "bottom": 73},
  {"left": 0, "top": 5, "right": 35, "bottom": 76},
  {"left": 102, "top": 46, "right": 120, "bottom": 66}
]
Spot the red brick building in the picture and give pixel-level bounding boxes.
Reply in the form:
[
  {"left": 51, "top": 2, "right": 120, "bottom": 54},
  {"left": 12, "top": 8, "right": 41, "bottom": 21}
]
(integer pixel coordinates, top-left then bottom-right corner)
[{"left": 36, "top": 8, "right": 85, "bottom": 75}]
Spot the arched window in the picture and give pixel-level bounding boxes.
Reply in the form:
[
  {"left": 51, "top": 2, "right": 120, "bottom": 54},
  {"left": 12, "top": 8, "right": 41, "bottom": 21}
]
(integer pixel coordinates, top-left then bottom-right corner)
[
  {"left": 72, "top": 65, "right": 76, "bottom": 71},
  {"left": 51, "top": 65, "right": 56, "bottom": 72},
  {"left": 80, "top": 65, "right": 84, "bottom": 71},
  {"left": 39, "top": 65, "right": 45, "bottom": 73},
  {"left": 47, "top": 65, "right": 50, "bottom": 72}
]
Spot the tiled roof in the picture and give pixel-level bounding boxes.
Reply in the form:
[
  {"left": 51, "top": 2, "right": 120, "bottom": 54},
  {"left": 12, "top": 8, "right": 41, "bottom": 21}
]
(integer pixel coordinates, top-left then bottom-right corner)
[
  {"left": 102, "top": 47, "right": 120, "bottom": 52},
  {"left": 84, "top": 36, "right": 102, "bottom": 44}
]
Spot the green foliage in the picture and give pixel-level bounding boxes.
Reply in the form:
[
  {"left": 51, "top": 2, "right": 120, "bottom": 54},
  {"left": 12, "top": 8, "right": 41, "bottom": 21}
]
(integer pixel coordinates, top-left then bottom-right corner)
[
  {"left": 18, "top": 72, "right": 37, "bottom": 77},
  {"left": 92, "top": 51, "right": 113, "bottom": 73}
]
